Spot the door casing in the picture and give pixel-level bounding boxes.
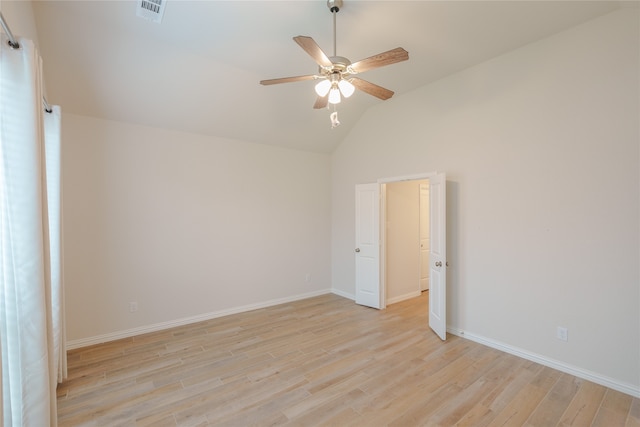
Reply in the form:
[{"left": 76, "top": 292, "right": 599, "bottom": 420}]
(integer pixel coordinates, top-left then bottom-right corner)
[
  {"left": 379, "top": 172, "right": 438, "bottom": 309},
  {"left": 354, "top": 171, "right": 446, "bottom": 340}
]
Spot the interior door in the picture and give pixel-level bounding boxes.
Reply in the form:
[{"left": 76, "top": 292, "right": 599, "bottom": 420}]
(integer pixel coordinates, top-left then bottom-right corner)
[
  {"left": 419, "top": 183, "right": 430, "bottom": 291},
  {"left": 429, "top": 173, "right": 447, "bottom": 340},
  {"left": 355, "top": 183, "right": 381, "bottom": 309}
]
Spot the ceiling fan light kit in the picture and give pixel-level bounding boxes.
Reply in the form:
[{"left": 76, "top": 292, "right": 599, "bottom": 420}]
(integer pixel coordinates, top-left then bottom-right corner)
[
  {"left": 329, "top": 87, "right": 342, "bottom": 104},
  {"left": 338, "top": 79, "right": 355, "bottom": 98},
  {"left": 315, "top": 79, "right": 332, "bottom": 97},
  {"left": 260, "top": 0, "right": 409, "bottom": 128}
]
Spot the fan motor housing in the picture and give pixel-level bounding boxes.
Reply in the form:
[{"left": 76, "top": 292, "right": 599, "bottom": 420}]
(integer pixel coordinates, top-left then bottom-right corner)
[
  {"left": 329, "top": 56, "right": 351, "bottom": 71},
  {"left": 319, "top": 56, "right": 353, "bottom": 77}
]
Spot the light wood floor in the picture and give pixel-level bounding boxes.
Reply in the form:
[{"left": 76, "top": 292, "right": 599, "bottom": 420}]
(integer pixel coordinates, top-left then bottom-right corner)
[{"left": 57, "top": 292, "right": 640, "bottom": 426}]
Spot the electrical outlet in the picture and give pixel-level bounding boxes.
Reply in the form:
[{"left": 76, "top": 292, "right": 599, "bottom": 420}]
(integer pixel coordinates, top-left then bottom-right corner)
[
  {"left": 556, "top": 326, "right": 568, "bottom": 342},
  {"left": 305, "top": 273, "right": 311, "bottom": 283},
  {"left": 129, "top": 302, "right": 138, "bottom": 313}
]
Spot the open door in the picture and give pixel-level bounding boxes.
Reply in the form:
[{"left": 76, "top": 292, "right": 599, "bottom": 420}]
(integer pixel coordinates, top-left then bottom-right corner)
[
  {"left": 355, "top": 183, "right": 381, "bottom": 309},
  {"left": 419, "top": 183, "right": 430, "bottom": 291},
  {"left": 429, "top": 173, "right": 447, "bottom": 340}
]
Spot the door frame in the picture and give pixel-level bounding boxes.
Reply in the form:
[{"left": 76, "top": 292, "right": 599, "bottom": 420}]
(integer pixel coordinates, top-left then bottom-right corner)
[
  {"left": 419, "top": 182, "right": 430, "bottom": 291},
  {"left": 379, "top": 172, "right": 438, "bottom": 309}
]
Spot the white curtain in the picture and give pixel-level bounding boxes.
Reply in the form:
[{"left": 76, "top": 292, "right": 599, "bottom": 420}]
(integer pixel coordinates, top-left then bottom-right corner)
[{"left": 0, "top": 34, "right": 66, "bottom": 426}]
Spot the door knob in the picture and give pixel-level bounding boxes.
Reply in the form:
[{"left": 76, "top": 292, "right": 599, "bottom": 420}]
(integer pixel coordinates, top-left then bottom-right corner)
[
  {"left": 355, "top": 248, "right": 360, "bottom": 253},
  {"left": 435, "top": 261, "right": 442, "bottom": 267}
]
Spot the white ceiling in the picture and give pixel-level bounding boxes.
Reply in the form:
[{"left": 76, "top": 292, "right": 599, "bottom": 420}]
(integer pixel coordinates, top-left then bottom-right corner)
[{"left": 31, "top": 0, "right": 621, "bottom": 153}]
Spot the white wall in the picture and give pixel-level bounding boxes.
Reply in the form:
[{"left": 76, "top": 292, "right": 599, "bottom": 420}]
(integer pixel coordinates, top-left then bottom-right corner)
[
  {"left": 331, "top": 9, "right": 639, "bottom": 393},
  {"left": 385, "top": 180, "right": 421, "bottom": 304},
  {"left": 63, "top": 114, "right": 331, "bottom": 344}
]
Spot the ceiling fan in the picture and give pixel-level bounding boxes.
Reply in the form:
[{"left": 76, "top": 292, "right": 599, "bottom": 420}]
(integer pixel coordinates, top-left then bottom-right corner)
[{"left": 259, "top": 0, "right": 409, "bottom": 110}]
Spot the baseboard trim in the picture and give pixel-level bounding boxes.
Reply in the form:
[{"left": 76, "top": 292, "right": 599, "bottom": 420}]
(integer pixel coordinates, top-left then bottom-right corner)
[
  {"left": 447, "top": 327, "right": 640, "bottom": 398},
  {"left": 386, "top": 290, "right": 421, "bottom": 305},
  {"left": 331, "top": 288, "right": 355, "bottom": 300},
  {"left": 67, "top": 288, "right": 332, "bottom": 350},
  {"left": 68, "top": 293, "right": 638, "bottom": 398}
]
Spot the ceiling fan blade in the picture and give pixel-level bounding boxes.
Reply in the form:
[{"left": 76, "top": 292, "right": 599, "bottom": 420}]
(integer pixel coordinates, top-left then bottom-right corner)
[
  {"left": 313, "top": 95, "right": 328, "bottom": 109},
  {"left": 349, "top": 47, "right": 409, "bottom": 74},
  {"left": 293, "top": 36, "right": 333, "bottom": 68},
  {"left": 351, "top": 77, "right": 395, "bottom": 100},
  {"left": 260, "top": 75, "right": 317, "bottom": 85}
]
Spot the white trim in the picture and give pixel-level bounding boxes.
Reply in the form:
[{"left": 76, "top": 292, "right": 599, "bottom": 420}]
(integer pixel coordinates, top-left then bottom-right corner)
[
  {"left": 67, "top": 289, "right": 332, "bottom": 350},
  {"left": 378, "top": 172, "right": 437, "bottom": 315},
  {"left": 377, "top": 172, "right": 437, "bottom": 184},
  {"left": 386, "top": 291, "right": 421, "bottom": 305},
  {"left": 331, "top": 288, "right": 355, "bottom": 300},
  {"left": 447, "top": 327, "right": 640, "bottom": 399}
]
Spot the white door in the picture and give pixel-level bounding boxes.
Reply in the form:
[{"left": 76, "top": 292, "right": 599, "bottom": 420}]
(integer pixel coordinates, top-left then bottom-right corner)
[
  {"left": 429, "top": 173, "right": 447, "bottom": 340},
  {"left": 355, "top": 183, "right": 381, "bottom": 309},
  {"left": 419, "top": 183, "right": 430, "bottom": 291}
]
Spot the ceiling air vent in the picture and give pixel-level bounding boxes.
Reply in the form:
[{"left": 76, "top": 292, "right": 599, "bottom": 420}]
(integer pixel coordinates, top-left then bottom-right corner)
[{"left": 136, "top": 0, "right": 166, "bottom": 23}]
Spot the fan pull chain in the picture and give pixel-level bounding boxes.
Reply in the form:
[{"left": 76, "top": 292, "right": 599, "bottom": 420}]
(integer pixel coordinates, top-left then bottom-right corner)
[
  {"left": 330, "top": 111, "right": 340, "bottom": 129},
  {"left": 330, "top": 104, "right": 340, "bottom": 129}
]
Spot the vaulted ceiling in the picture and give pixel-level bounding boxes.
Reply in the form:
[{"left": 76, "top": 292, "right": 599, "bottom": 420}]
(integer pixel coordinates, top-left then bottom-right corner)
[{"left": 31, "top": 1, "right": 621, "bottom": 153}]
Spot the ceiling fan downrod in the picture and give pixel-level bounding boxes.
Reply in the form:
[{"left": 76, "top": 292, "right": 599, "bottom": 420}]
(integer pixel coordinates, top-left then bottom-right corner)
[
  {"left": 328, "top": 0, "right": 342, "bottom": 57},
  {"left": 326, "top": 0, "right": 344, "bottom": 128}
]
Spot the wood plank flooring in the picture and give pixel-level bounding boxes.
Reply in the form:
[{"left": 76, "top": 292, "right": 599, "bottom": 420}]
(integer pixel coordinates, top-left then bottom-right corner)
[{"left": 57, "top": 292, "right": 639, "bottom": 426}]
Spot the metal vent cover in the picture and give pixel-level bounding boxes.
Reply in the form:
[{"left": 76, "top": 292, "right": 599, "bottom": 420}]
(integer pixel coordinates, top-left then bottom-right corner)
[{"left": 137, "top": 0, "right": 166, "bottom": 23}]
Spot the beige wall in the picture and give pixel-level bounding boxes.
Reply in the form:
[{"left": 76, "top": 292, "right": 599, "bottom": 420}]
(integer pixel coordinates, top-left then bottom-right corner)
[
  {"left": 62, "top": 114, "right": 331, "bottom": 344},
  {"left": 0, "top": 1, "right": 40, "bottom": 47},
  {"left": 385, "top": 180, "right": 421, "bottom": 304},
  {"left": 331, "top": 9, "right": 639, "bottom": 393}
]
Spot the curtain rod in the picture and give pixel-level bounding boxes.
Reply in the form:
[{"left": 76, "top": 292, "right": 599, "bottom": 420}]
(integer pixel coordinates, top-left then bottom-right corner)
[
  {"left": 0, "top": 11, "right": 19, "bottom": 49},
  {"left": 1, "top": 11, "right": 52, "bottom": 113}
]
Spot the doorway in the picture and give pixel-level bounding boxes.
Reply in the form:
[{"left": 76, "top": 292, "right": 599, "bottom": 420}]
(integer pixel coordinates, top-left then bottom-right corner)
[
  {"left": 383, "top": 179, "right": 429, "bottom": 305},
  {"left": 355, "top": 172, "right": 447, "bottom": 340}
]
